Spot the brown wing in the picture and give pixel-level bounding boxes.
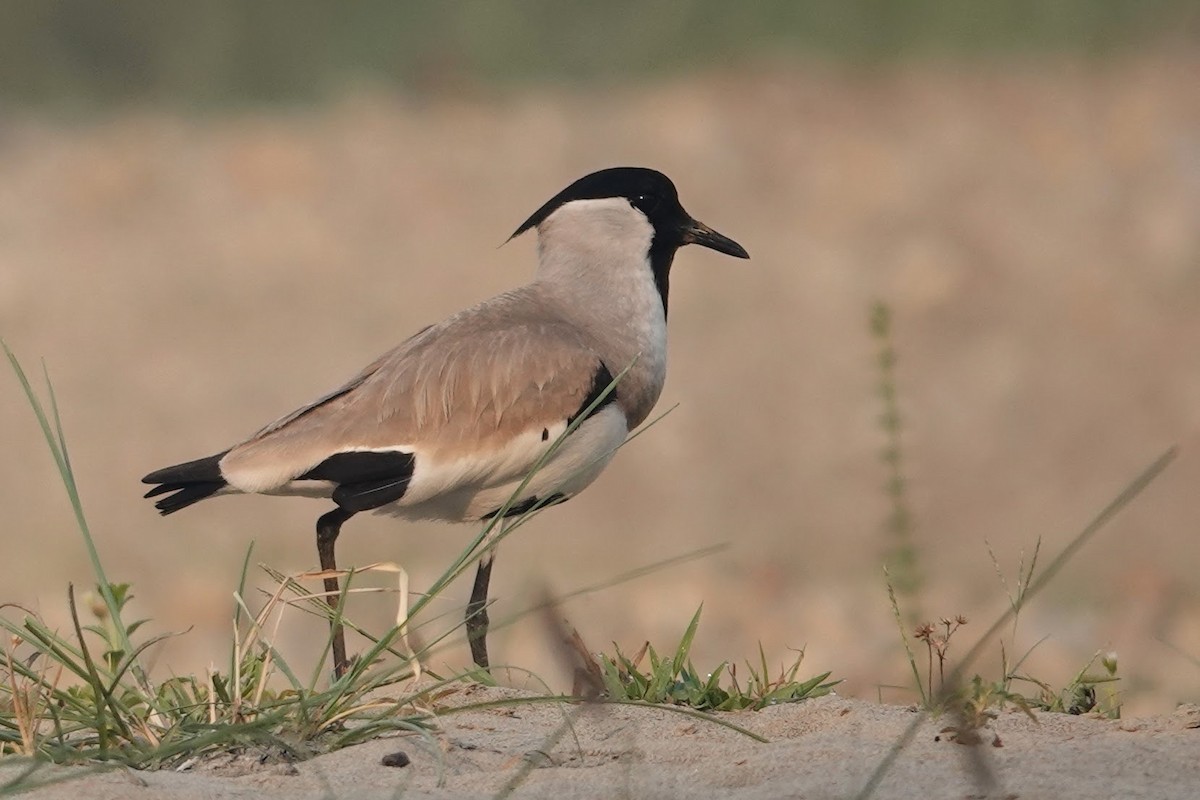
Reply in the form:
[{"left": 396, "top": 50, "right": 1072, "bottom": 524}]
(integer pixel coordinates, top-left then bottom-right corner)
[{"left": 218, "top": 293, "right": 614, "bottom": 495}]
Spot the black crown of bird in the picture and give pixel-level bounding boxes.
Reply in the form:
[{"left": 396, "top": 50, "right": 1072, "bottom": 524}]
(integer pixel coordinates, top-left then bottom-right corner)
[{"left": 143, "top": 166, "right": 749, "bottom": 676}]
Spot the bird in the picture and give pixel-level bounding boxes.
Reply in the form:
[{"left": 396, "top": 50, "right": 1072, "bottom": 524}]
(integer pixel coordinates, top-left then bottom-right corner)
[{"left": 142, "top": 166, "right": 749, "bottom": 677}]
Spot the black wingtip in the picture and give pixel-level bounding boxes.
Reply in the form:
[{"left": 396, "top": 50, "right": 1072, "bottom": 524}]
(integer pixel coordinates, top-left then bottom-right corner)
[
  {"left": 149, "top": 482, "right": 225, "bottom": 515},
  {"left": 143, "top": 451, "right": 229, "bottom": 514},
  {"left": 143, "top": 451, "right": 228, "bottom": 485}
]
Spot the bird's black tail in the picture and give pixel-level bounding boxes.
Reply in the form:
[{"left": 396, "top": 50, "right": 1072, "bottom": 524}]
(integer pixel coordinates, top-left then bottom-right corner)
[{"left": 142, "top": 452, "right": 229, "bottom": 515}]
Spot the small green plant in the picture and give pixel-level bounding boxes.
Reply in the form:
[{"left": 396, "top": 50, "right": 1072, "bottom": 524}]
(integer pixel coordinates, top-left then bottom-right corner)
[
  {"left": 863, "top": 449, "right": 1175, "bottom": 799},
  {"left": 884, "top": 604, "right": 1034, "bottom": 744},
  {"left": 859, "top": 450, "right": 1176, "bottom": 800},
  {"left": 1015, "top": 651, "right": 1122, "bottom": 718},
  {"left": 913, "top": 615, "right": 969, "bottom": 702},
  {"left": 870, "top": 302, "right": 922, "bottom": 614},
  {"left": 937, "top": 675, "right": 1034, "bottom": 746},
  {"left": 592, "top": 607, "right": 837, "bottom": 711},
  {"left": 0, "top": 571, "right": 439, "bottom": 768},
  {"left": 892, "top": 595, "right": 1122, "bottom": 723},
  {"left": 988, "top": 541, "right": 1123, "bottom": 719}
]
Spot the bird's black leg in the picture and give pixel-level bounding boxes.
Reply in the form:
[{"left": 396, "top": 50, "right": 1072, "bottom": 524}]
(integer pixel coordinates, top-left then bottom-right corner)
[
  {"left": 316, "top": 507, "right": 355, "bottom": 679},
  {"left": 466, "top": 550, "right": 495, "bottom": 670}
]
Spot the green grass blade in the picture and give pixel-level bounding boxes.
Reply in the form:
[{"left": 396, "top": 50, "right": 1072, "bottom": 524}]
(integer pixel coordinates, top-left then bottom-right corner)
[
  {"left": 672, "top": 606, "right": 703, "bottom": 678},
  {"left": 2, "top": 341, "right": 154, "bottom": 699},
  {"left": 230, "top": 542, "right": 255, "bottom": 677},
  {"left": 885, "top": 568, "right": 925, "bottom": 706}
]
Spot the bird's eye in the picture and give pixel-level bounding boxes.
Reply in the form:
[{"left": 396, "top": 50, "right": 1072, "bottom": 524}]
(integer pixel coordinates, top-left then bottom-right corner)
[{"left": 630, "top": 194, "right": 661, "bottom": 215}]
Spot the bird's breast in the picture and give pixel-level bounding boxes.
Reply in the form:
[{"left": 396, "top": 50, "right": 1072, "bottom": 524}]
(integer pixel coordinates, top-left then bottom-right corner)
[{"left": 604, "top": 287, "right": 668, "bottom": 429}]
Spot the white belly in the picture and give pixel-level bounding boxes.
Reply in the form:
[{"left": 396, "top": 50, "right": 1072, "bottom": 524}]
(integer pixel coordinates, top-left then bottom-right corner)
[{"left": 380, "top": 404, "right": 628, "bottom": 523}]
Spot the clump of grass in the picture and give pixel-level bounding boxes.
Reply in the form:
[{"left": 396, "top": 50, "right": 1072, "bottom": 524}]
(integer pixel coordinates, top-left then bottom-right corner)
[
  {"left": 1015, "top": 650, "right": 1122, "bottom": 718},
  {"left": 590, "top": 607, "right": 837, "bottom": 711},
  {"left": 870, "top": 302, "right": 922, "bottom": 614},
  {"left": 861, "top": 448, "right": 1176, "bottom": 799},
  {"left": 890, "top": 584, "right": 1123, "bottom": 725},
  {"left": 484, "top": 604, "right": 819, "bottom": 799},
  {"left": 0, "top": 341, "right": 442, "bottom": 771},
  {"left": 928, "top": 674, "right": 1034, "bottom": 748},
  {"left": 869, "top": 303, "right": 1135, "bottom": 729},
  {"left": 902, "top": 611, "right": 1036, "bottom": 746},
  {"left": 0, "top": 571, "right": 439, "bottom": 768}
]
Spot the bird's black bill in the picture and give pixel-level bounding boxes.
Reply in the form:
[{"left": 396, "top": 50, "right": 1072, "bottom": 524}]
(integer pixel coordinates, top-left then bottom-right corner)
[{"left": 683, "top": 219, "right": 750, "bottom": 259}]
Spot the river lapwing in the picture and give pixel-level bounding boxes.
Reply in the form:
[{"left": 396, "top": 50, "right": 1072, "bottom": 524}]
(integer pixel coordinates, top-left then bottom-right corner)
[{"left": 143, "top": 167, "right": 749, "bottom": 676}]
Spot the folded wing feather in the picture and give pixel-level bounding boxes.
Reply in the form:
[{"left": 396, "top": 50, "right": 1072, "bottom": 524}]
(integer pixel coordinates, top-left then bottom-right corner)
[{"left": 218, "top": 297, "right": 618, "bottom": 513}]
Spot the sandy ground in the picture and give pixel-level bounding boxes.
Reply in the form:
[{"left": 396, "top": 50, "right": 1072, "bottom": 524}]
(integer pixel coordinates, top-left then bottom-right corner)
[
  {"left": 2, "top": 51, "right": 1200, "bottom": 796},
  {"left": 4, "top": 687, "right": 1199, "bottom": 799}
]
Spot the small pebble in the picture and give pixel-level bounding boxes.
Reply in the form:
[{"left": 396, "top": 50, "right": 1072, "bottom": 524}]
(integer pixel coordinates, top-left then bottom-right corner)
[{"left": 381, "top": 751, "right": 411, "bottom": 768}]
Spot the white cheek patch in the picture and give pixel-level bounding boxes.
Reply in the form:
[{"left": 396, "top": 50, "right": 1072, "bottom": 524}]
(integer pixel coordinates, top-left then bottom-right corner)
[{"left": 540, "top": 198, "right": 655, "bottom": 261}]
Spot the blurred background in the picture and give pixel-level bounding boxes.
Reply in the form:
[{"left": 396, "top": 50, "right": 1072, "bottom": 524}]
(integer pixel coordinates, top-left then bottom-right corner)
[{"left": 1, "top": 1, "right": 1198, "bottom": 715}]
